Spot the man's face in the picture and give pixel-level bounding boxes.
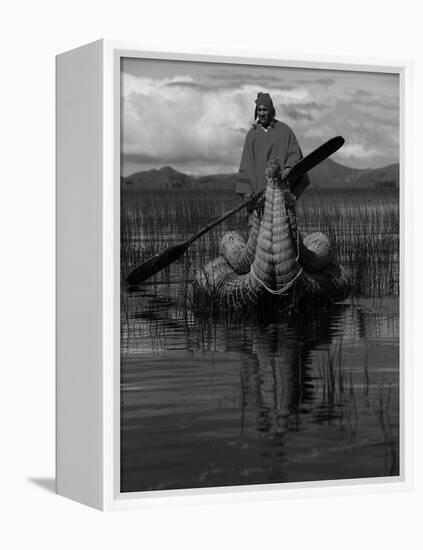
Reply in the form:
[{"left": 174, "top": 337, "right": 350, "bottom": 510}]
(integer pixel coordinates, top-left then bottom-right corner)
[{"left": 257, "top": 104, "right": 272, "bottom": 127}]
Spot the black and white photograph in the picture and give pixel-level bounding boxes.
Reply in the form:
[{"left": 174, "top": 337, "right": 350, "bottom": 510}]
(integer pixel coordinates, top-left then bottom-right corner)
[
  {"left": 6, "top": 0, "right": 423, "bottom": 543},
  {"left": 120, "top": 57, "right": 399, "bottom": 493}
]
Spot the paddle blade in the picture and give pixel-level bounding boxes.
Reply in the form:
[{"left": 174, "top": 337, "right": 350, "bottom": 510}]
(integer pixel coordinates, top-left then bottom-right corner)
[
  {"left": 126, "top": 241, "right": 190, "bottom": 285},
  {"left": 288, "top": 136, "right": 345, "bottom": 181}
]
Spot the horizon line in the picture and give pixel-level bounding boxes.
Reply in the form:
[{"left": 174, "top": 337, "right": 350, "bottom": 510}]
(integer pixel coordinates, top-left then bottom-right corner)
[{"left": 122, "top": 159, "right": 400, "bottom": 179}]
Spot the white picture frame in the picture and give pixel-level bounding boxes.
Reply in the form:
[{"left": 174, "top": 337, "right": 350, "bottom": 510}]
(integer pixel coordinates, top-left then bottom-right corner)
[{"left": 56, "top": 39, "right": 412, "bottom": 511}]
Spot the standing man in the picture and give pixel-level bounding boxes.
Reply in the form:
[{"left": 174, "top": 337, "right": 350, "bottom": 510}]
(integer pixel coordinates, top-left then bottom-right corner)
[{"left": 236, "top": 92, "right": 310, "bottom": 206}]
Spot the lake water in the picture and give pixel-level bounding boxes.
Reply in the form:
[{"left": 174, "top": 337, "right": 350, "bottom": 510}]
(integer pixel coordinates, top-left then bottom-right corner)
[{"left": 120, "top": 189, "right": 399, "bottom": 493}]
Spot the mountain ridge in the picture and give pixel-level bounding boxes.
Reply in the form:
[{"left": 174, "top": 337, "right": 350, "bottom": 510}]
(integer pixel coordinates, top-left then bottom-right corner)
[{"left": 123, "top": 159, "right": 399, "bottom": 191}]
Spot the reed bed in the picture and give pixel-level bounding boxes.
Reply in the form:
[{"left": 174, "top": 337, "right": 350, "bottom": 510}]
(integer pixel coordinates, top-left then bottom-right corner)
[
  {"left": 314, "top": 341, "right": 359, "bottom": 442},
  {"left": 121, "top": 186, "right": 399, "bottom": 299},
  {"left": 297, "top": 189, "right": 399, "bottom": 296}
]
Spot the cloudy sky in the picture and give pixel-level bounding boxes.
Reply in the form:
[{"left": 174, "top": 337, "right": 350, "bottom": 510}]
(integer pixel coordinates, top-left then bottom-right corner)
[{"left": 121, "top": 57, "right": 399, "bottom": 177}]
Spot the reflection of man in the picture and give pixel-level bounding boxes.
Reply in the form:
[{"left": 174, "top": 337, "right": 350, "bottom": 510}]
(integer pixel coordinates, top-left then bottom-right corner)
[{"left": 236, "top": 92, "right": 310, "bottom": 208}]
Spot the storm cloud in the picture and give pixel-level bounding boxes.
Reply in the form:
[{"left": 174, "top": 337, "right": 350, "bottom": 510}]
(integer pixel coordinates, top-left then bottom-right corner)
[{"left": 121, "top": 61, "right": 399, "bottom": 175}]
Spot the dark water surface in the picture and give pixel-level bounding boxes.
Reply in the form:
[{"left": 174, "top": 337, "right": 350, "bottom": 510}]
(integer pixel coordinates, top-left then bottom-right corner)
[
  {"left": 121, "top": 293, "right": 399, "bottom": 492},
  {"left": 120, "top": 188, "right": 399, "bottom": 493}
]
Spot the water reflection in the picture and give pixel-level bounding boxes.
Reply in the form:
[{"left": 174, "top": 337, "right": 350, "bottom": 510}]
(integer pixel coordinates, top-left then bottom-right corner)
[{"left": 121, "top": 291, "right": 399, "bottom": 492}]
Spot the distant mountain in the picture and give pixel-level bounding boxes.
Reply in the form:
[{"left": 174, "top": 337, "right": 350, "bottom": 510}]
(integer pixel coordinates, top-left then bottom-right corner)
[
  {"left": 308, "top": 158, "right": 399, "bottom": 189},
  {"left": 124, "top": 166, "right": 195, "bottom": 189},
  {"left": 123, "top": 159, "right": 399, "bottom": 191},
  {"left": 195, "top": 173, "right": 238, "bottom": 190}
]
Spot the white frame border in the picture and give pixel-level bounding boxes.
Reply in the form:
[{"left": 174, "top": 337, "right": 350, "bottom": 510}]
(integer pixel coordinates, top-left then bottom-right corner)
[{"left": 100, "top": 40, "right": 412, "bottom": 511}]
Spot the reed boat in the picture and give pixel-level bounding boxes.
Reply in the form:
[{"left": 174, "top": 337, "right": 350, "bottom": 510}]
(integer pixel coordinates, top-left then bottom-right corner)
[{"left": 194, "top": 158, "right": 351, "bottom": 309}]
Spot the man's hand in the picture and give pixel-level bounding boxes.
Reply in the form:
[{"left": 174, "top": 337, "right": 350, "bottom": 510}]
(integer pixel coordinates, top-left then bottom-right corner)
[
  {"left": 282, "top": 167, "right": 291, "bottom": 180},
  {"left": 281, "top": 167, "right": 295, "bottom": 192}
]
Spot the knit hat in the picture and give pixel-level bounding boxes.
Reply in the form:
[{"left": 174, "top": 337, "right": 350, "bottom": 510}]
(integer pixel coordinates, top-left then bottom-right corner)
[{"left": 255, "top": 92, "right": 274, "bottom": 110}]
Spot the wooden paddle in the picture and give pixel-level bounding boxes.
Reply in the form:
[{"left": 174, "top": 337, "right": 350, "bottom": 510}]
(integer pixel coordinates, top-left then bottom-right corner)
[{"left": 125, "top": 136, "right": 345, "bottom": 286}]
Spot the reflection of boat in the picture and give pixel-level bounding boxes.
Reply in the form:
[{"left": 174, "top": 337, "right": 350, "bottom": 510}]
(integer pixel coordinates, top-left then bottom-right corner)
[
  {"left": 234, "top": 308, "right": 339, "bottom": 439},
  {"left": 195, "top": 158, "right": 351, "bottom": 309},
  {"left": 123, "top": 288, "right": 343, "bottom": 441}
]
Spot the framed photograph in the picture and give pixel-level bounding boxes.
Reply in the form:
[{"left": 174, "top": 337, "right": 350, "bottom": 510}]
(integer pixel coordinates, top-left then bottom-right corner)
[{"left": 56, "top": 40, "right": 411, "bottom": 510}]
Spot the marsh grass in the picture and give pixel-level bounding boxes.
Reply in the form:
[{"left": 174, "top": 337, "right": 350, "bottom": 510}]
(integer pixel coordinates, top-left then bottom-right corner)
[
  {"left": 311, "top": 340, "right": 399, "bottom": 475},
  {"left": 121, "top": 187, "right": 399, "bottom": 299},
  {"left": 316, "top": 342, "right": 358, "bottom": 434},
  {"left": 373, "top": 381, "right": 399, "bottom": 475},
  {"left": 297, "top": 195, "right": 399, "bottom": 297}
]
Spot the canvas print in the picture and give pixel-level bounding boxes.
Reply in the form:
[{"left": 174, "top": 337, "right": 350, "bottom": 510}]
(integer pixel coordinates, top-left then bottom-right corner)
[{"left": 120, "top": 57, "right": 399, "bottom": 493}]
